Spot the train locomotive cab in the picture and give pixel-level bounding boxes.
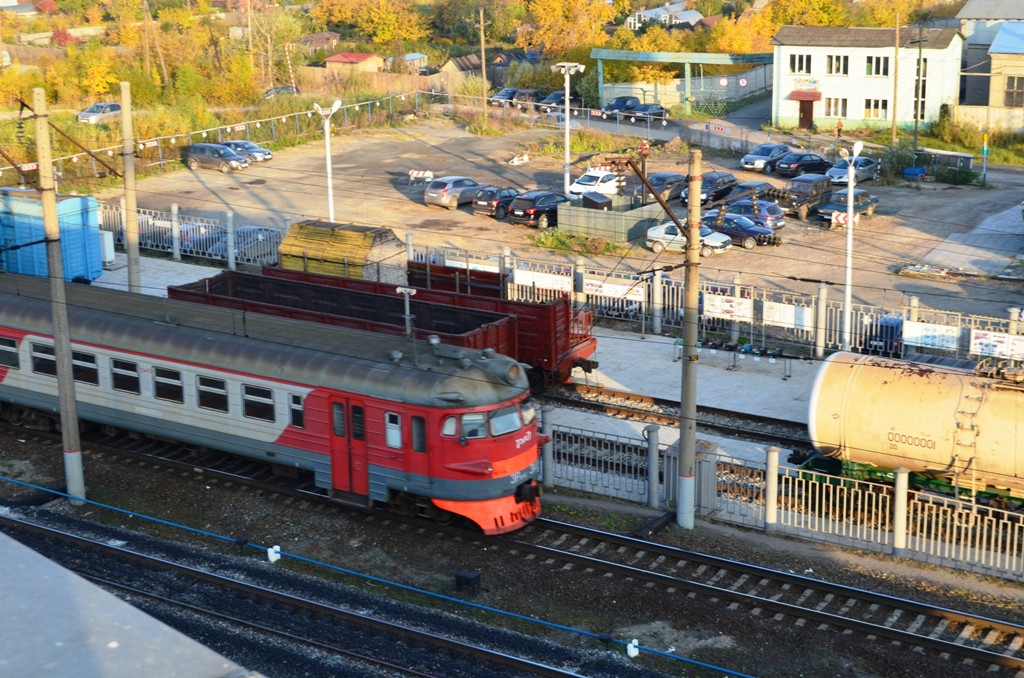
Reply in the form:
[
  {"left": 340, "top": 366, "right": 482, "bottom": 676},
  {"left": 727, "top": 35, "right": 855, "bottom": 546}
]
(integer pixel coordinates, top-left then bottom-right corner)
[{"left": 428, "top": 396, "right": 542, "bottom": 534}]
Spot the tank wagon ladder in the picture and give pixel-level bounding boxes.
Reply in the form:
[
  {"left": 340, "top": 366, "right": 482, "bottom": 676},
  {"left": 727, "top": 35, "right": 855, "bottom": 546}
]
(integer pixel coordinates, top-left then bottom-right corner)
[{"left": 951, "top": 379, "right": 985, "bottom": 500}]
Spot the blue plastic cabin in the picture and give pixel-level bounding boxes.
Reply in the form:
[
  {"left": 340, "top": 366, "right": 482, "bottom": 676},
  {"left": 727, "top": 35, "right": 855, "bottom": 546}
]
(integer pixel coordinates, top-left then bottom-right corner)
[{"left": 0, "top": 188, "right": 103, "bottom": 282}]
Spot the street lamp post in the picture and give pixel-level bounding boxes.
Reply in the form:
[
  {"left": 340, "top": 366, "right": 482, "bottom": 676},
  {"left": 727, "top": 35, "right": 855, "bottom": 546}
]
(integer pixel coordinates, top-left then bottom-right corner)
[
  {"left": 839, "top": 140, "right": 863, "bottom": 352},
  {"left": 313, "top": 99, "right": 342, "bottom": 222},
  {"left": 551, "top": 62, "right": 585, "bottom": 195}
]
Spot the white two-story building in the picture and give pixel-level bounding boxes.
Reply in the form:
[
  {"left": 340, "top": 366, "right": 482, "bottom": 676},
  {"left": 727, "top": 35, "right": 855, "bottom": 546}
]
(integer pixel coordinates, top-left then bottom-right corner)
[{"left": 770, "top": 25, "right": 963, "bottom": 132}]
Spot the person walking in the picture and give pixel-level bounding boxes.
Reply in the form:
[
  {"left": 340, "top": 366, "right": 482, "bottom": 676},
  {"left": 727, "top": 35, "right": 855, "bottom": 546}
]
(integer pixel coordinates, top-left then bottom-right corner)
[{"left": 835, "top": 119, "right": 843, "bottom": 138}]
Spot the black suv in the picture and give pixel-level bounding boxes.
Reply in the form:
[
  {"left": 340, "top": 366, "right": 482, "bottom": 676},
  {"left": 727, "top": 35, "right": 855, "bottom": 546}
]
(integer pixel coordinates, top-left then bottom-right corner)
[
  {"left": 186, "top": 143, "right": 251, "bottom": 173},
  {"left": 602, "top": 96, "right": 640, "bottom": 114},
  {"left": 472, "top": 186, "right": 521, "bottom": 219},
  {"left": 507, "top": 191, "right": 570, "bottom": 229},
  {"left": 681, "top": 171, "right": 737, "bottom": 206},
  {"left": 490, "top": 87, "right": 517, "bottom": 106},
  {"left": 538, "top": 90, "right": 581, "bottom": 111},
  {"left": 511, "top": 89, "right": 542, "bottom": 109}
]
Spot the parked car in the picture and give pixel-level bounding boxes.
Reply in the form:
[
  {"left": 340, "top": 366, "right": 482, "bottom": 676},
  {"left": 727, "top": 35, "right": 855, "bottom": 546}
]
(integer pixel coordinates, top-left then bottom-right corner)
[
  {"left": 633, "top": 172, "right": 687, "bottom": 202},
  {"left": 645, "top": 221, "right": 733, "bottom": 257},
  {"left": 507, "top": 190, "right": 570, "bottom": 229},
  {"left": 539, "top": 111, "right": 580, "bottom": 128},
  {"left": 206, "top": 226, "right": 284, "bottom": 265},
  {"left": 766, "top": 174, "right": 833, "bottom": 220},
  {"left": 263, "top": 86, "right": 299, "bottom": 99},
  {"left": 186, "top": 143, "right": 251, "bottom": 173},
  {"left": 489, "top": 87, "right": 517, "bottom": 106},
  {"left": 511, "top": 89, "right": 542, "bottom": 109},
  {"left": 718, "top": 198, "right": 787, "bottom": 230},
  {"left": 163, "top": 224, "right": 227, "bottom": 255},
  {"left": 701, "top": 212, "right": 781, "bottom": 249},
  {"left": 681, "top": 171, "right": 737, "bottom": 205},
  {"left": 860, "top": 313, "right": 904, "bottom": 357},
  {"left": 472, "top": 186, "right": 521, "bottom": 219},
  {"left": 538, "top": 90, "right": 581, "bottom": 111},
  {"left": 220, "top": 140, "right": 273, "bottom": 163},
  {"left": 721, "top": 180, "right": 772, "bottom": 203},
  {"left": 817, "top": 188, "right": 879, "bottom": 224},
  {"left": 625, "top": 103, "right": 669, "bottom": 120},
  {"left": 77, "top": 102, "right": 121, "bottom": 125},
  {"left": 740, "top": 143, "right": 791, "bottom": 173},
  {"left": 423, "top": 176, "right": 481, "bottom": 210},
  {"left": 602, "top": 96, "right": 640, "bottom": 114},
  {"left": 775, "top": 152, "right": 833, "bottom": 177},
  {"left": 568, "top": 169, "right": 620, "bottom": 196},
  {"left": 826, "top": 156, "right": 881, "bottom": 184}
]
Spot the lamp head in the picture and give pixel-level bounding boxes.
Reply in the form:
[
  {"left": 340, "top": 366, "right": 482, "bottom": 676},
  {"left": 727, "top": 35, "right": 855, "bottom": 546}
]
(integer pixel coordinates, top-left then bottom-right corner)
[
  {"left": 838, "top": 147, "right": 849, "bottom": 160},
  {"left": 313, "top": 102, "right": 323, "bottom": 115},
  {"left": 853, "top": 140, "right": 864, "bottom": 156},
  {"left": 551, "top": 64, "right": 559, "bottom": 73}
]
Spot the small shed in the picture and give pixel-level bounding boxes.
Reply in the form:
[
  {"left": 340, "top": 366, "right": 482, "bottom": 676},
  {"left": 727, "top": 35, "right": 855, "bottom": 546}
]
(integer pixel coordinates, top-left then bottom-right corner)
[
  {"left": 299, "top": 31, "right": 341, "bottom": 55},
  {"left": 556, "top": 196, "right": 669, "bottom": 245},
  {"left": 439, "top": 54, "right": 482, "bottom": 76},
  {"left": 278, "top": 220, "right": 406, "bottom": 283},
  {"left": 325, "top": 52, "right": 385, "bottom": 74},
  {"left": 0, "top": 188, "right": 103, "bottom": 281}
]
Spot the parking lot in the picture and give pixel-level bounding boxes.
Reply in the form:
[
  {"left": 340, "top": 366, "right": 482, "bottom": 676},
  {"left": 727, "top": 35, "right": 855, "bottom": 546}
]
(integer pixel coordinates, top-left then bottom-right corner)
[{"left": 103, "top": 116, "right": 1024, "bottom": 320}]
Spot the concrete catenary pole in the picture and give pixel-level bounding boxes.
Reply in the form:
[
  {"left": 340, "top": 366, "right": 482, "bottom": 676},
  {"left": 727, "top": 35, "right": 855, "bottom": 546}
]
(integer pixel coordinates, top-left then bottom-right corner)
[
  {"left": 121, "top": 81, "right": 140, "bottom": 293},
  {"left": 34, "top": 87, "right": 85, "bottom": 505},
  {"left": 677, "top": 149, "right": 701, "bottom": 529}
]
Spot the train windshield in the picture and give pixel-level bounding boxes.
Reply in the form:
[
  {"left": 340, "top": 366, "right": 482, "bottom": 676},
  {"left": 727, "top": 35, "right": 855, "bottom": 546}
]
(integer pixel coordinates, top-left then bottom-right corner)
[{"left": 488, "top": 405, "right": 523, "bottom": 437}]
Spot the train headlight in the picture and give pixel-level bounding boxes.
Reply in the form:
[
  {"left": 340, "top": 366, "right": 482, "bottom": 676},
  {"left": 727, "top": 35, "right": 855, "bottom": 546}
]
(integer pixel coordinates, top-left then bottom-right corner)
[{"left": 506, "top": 363, "right": 520, "bottom": 384}]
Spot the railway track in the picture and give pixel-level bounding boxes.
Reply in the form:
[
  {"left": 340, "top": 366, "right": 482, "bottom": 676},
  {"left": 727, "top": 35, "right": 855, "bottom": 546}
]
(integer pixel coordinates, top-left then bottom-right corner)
[
  {"left": 544, "top": 383, "right": 812, "bottom": 451},
  {"left": 0, "top": 512, "right": 629, "bottom": 678},
  {"left": 492, "top": 517, "right": 1024, "bottom": 673}
]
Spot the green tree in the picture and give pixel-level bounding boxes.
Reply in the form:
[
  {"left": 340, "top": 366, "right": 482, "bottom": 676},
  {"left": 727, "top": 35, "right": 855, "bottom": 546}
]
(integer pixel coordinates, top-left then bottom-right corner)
[{"left": 517, "top": 0, "right": 614, "bottom": 58}]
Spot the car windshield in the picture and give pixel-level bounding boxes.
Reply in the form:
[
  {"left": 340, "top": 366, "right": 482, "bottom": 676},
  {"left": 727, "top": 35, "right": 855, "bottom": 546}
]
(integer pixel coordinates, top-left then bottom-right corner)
[
  {"left": 699, "top": 225, "right": 715, "bottom": 237},
  {"left": 214, "top": 147, "right": 231, "bottom": 157},
  {"left": 751, "top": 144, "right": 776, "bottom": 155},
  {"left": 730, "top": 216, "right": 757, "bottom": 228},
  {"left": 832, "top": 159, "right": 853, "bottom": 169},
  {"left": 234, "top": 141, "right": 257, "bottom": 149},
  {"left": 84, "top": 104, "right": 105, "bottom": 113},
  {"left": 576, "top": 174, "right": 601, "bottom": 186}
]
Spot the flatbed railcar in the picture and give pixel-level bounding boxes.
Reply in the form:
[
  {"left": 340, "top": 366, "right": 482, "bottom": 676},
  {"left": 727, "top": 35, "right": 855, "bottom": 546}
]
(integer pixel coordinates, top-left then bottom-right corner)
[
  {"left": 0, "top": 272, "right": 541, "bottom": 534},
  {"left": 262, "top": 266, "right": 598, "bottom": 388},
  {"left": 168, "top": 271, "right": 517, "bottom": 358}
]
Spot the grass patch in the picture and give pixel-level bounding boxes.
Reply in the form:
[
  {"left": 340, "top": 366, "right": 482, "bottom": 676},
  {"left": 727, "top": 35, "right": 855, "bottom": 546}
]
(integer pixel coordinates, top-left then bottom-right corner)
[{"left": 530, "top": 229, "right": 626, "bottom": 256}]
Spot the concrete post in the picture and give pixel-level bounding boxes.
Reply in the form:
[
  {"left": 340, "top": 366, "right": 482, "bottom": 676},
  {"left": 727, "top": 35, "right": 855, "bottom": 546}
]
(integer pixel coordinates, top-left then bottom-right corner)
[
  {"left": 225, "top": 211, "right": 236, "bottom": 271},
  {"left": 541, "top": 405, "right": 554, "bottom": 488},
  {"left": 1009, "top": 307, "right": 1021, "bottom": 336},
  {"left": 651, "top": 273, "right": 663, "bottom": 336},
  {"left": 909, "top": 296, "right": 919, "bottom": 322},
  {"left": 730, "top": 273, "right": 742, "bottom": 343},
  {"left": 170, "top": 203, "right": 180, "bottom": 261},
  {"left": 573, "top": 256, "right": 587, "bottom": 310},
  {"left": 765, "top": 446, "right": 779, "bottom": 534},
  {"left": 645, "top": 424, "right": 660, "bottom": 508},
  {"left": 815, "top": 282, "right": 827, "bottom": 358},
  {"left": 893, "top": 467, "right": 910, "bottom": 558}
]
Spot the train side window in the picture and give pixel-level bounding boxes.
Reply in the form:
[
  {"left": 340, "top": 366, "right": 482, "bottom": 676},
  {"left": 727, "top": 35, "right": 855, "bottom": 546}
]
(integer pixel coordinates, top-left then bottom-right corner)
[
  {"left": 332, "top": 402, "right": 345, "bottom": 436},
  {"left": 441, "top": 416, "right": 457, "bottom": 436},
  {"left": 154, "top": 367, "right": 184, "bottom": 403},
  {"left": 289, "top": 394, "right": 304, "bottom": 428},
  {"left": 0, "top": 337, "right": 18, "bottom": 368},
  {"left": 197, "top": 375, "right": 229, "bottom": 412},
  {"left": 30, "top": 343, "right": 56, "bottom": 376},
  {"left": 72, "top": 351, "right": 99, "bottom": 386},
  {"left": 412, "top": 416, "right": 426, "bottom": 452},
  {"left": 242, "top": 384, "right": 275, "bottom": 422},
  {"left": 111, "top": 359, "right": 140, "bottom": 394},
  {"left": 461, "top": 413, "right": 487, "bottom": 439},
  {"left": 352, "top": 406, "right": 365, "bottom": 441},
  {"left": 385, "top": 412, "right": 402, "bottom": 448}
]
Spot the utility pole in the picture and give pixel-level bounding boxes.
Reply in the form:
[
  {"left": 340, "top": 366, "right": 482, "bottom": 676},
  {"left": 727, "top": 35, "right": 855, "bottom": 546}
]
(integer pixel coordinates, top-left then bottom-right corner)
[
  {"left": 33, "top": 87, "right": 86, "bottom": 506},
  {"left": 677, "top": 149, "right": 701, "bottom": 530},
  {"left": 121, "top": 81, "right": 140, "bottom": 294},
  {"left": 914, "top": 20, "right": 926, "bottom": 151},
  {"left": 891, "top": 15, "right": 899, "bottom": 149},
  {"left": 479, "top": 8, "right": 489, "bottom": 117}
]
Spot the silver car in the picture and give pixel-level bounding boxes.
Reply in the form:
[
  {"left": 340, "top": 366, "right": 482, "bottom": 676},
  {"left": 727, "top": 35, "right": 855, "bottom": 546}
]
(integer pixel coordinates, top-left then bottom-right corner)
[
  {"left": 740, "top": 143, "right": 790, "bottom": 173},
  {"left": 423, "top": 176, "right": 481, "bottom": 210},
  {"left": 78, "top": 101, "right": 122, "bottom": 124},
  {"left": 645, "top": 221, "right": 732, "bottom": 257},
  {"left": 826, "top": 156, "right": 881, "bottom": 184},
  {"left": 220, "top": 140, "right": 273, "bottom": 163}
]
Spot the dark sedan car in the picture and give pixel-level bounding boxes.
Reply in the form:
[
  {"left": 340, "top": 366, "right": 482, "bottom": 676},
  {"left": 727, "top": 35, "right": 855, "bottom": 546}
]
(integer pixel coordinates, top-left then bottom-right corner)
[
  {"left": 489, "top": 87, "right": 517, "bottom": 106},
  {"left": 634, "top": 172, "right": 687, "bottom": 202},
  {"left": 602, "top": 96, "right": 640, "bottom": 114},
  {"left": 702, "top": 212, "right": 781, "bottom": 249},
  {"left": 721, "top": 180, "right": 772, "bottom": 203},
  {"left": 507, "top": 190, "right": 570, "bottom": 229},
  {"left": 718, "top": 199, "right": 786, "bottom": 230},
  {"left": 472, "top": 186, "right": 521, "bottom": 219},
  {"left": 775, "top": 152, "right": 833, "bottom": 177},
  {"left": 625, "top": 103, "right": 669, "bottom": 120},
  {"left": 681, "top": 171, "right": 737, "bottom": 206}
]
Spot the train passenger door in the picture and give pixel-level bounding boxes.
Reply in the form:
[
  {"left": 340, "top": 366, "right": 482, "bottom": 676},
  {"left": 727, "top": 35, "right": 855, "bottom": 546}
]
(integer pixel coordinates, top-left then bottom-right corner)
[
  {"left": 396, "top": 411, "right": 429, "bottom": 486},
  {"left": 329, "top": 398, "right": 368, "bottom": 496}
]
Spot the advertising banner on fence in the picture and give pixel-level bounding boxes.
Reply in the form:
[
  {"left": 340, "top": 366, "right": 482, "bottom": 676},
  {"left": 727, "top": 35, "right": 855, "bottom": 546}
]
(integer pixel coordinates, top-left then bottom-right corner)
[
  {"left": 763, "top": 301, "right": 814, "bottom": 330},
  {"left": 704, "top": 293, "right": 753, "bottom": 322},
  {"left": 969, "top": 328, "right": 1024, "bottom": 359},
  {"left": 903, "top": 321, "right": 959, "bottom": 350}
]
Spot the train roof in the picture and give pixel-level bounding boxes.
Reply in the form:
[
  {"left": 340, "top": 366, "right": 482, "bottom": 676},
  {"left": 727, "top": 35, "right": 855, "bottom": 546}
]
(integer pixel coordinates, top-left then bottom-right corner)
[{"left": 0, "top": 273, "right": 527, "bottom": 408}]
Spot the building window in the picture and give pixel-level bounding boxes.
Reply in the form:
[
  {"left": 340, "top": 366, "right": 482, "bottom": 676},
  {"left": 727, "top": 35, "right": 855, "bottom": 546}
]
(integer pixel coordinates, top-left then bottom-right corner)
[
  {"left": 243, "top": 384, "right": 275, "bottom": 422},
  {"left": 197, "top": 375, "right": 229, "bottom": 412},
  {"left": 866, "top": 56, "right": 889, "bottom": 77},
  {"left": 1006, "top": 76, "right": 1024, "bottom": 108},
  {"left": 864, "top": 99, "right": 888, "bottom": 120},
  {"left": 0, "top": 337, "right": 18, "bottom": 368},
  {"left": 826, "top": 55, "right": 848, "bottom": 75},
  {"left": 789, "top": 54, "right": 812, "bottom": 74},
  {"left": 825, "top": 98, "right": 847, "bottom": 118},
  {"left": 915, "top": 58, "right": 929, "bottom": 119},
  {"left": 154, "top": 367, "right": 184, "bottom": 403},
  {"left": 111, "top": 359, "right": 140, "bottom": 394}
]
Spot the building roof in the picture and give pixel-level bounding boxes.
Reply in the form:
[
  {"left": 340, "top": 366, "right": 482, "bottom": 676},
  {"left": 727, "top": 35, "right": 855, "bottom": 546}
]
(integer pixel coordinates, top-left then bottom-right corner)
[
  {"left": 300, "top": 32, "right": 340, "bottom": 44},
  {"left": 990, "top": 21, "right": 1024, "bottom": 54},
  {"left": 771, "top": 25, "right": 961, "bottom": 50},
  {"left": 325, "top": 52, "right": 382, "bottom": 64},
  {"left": 441, "top": 54, "right": 481, "bottom": 72},
  {"left": 957, "top": 0, "right": 1024, "bottom": 20}
]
